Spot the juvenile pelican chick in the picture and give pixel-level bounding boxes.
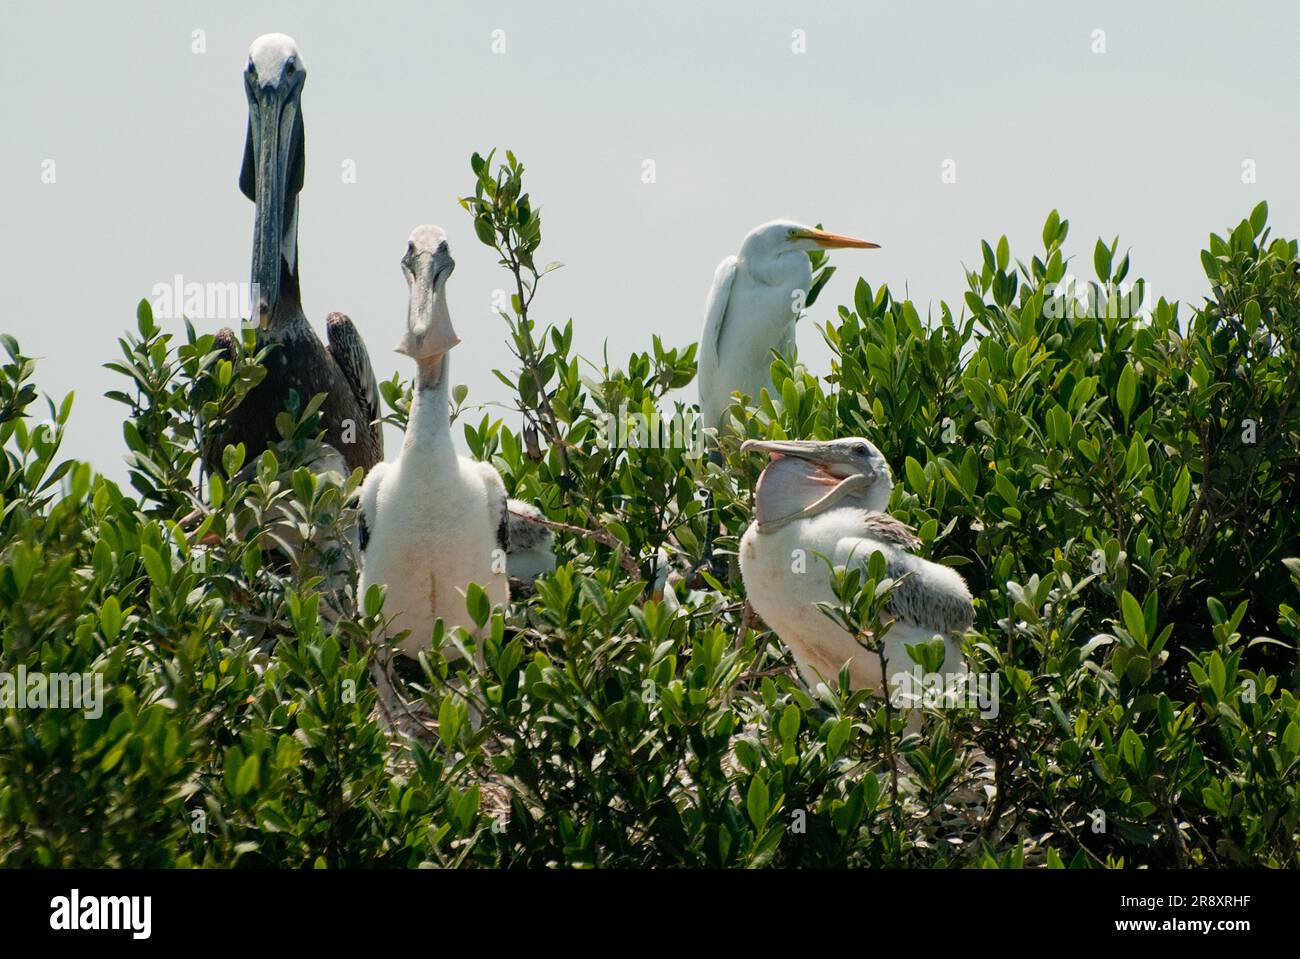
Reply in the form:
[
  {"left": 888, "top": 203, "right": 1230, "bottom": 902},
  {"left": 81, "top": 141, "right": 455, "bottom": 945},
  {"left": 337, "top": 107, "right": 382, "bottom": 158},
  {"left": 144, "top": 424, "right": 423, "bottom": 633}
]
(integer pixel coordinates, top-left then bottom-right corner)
[
  {"left": 358, "top": 226, "right": 509, "bottom": 658},
  {"left": 738, "top": 438, "right": 972, "bottom": 719}
]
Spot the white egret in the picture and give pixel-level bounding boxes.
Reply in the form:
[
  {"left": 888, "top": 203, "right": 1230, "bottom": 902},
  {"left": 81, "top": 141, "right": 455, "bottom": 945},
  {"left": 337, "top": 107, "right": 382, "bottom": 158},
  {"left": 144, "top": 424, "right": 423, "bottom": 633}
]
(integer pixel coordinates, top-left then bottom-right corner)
[{"left": 697, "top": 221, "right": 877, "bottom": 433}]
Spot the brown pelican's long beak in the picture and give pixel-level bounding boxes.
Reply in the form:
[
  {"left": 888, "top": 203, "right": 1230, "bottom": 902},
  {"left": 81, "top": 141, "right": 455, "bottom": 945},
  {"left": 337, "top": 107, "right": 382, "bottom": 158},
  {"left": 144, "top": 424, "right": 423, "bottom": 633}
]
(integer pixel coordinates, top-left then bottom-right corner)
[
  {"left": 742, "top": 439, "right": 875, "bottom": 530},
  {"left": 397, "top": 243, "right": 460, "bottom": 382},
  {"left": 790, "top": 228, "right": 880, "bottom": 250},
  {"left": 242, "top": 80, "right": 304, "bottom": 330}
]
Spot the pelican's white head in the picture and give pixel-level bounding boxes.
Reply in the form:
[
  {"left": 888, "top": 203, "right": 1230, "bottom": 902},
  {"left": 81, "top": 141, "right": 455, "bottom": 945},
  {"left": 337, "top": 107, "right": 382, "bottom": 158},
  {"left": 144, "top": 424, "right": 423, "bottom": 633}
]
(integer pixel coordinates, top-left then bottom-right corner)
[
  {"left": 241, "top": 34, "right": 307, "bottom": 330},
  {"left": 397, "top": 225, "right": 461, "bottom": 387},
  {"left": 248, "top": 33, "right": 303, "bottom": 88},
  {"left": 742, "top": 436, "right": 894, "bottom": 530}
]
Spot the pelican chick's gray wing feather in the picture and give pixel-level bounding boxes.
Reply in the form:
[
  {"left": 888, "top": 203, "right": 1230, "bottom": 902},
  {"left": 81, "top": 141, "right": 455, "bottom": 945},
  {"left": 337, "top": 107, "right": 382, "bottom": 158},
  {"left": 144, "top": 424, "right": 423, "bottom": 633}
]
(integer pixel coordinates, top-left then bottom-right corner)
[
  {"left": 505, "top": 499, "right": 554, "bottom": 553},
  {"left": 879, "top": 553, "right": 975, "bottom": 636},
  {"left": 836, "top": 511, "right": 973, "bottom": 637},
  {"left": 856, "top": 510, "right": 922, "bottom": 550},
  {"left": 503, "top": 498, "right": 557, "bottom": 581},
  {"left": 326, "top": 312, "right": 383, "bottom": 458}
]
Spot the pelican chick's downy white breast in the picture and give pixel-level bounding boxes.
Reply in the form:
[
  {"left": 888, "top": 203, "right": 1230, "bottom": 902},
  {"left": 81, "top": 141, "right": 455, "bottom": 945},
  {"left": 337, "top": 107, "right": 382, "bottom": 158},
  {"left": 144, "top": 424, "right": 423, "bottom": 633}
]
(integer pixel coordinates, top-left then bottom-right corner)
[{"left": 361, "top": 452, "right": 506, "bottom": 658}]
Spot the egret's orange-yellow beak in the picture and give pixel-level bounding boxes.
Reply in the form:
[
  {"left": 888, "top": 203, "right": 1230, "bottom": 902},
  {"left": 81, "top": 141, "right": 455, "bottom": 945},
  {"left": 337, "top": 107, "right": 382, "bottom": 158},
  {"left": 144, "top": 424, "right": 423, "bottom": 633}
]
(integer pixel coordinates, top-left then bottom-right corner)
[{"left": 793, "top": 228, "right": 880, "bottom": 250}]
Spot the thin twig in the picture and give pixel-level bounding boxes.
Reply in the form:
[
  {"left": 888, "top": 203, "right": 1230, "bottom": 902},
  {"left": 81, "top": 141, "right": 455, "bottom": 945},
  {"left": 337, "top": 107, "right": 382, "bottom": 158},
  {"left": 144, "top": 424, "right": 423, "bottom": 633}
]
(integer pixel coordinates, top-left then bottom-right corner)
[
  {"left": 734, "top": 600, "right": 755, "bottom": 650},
  {"left": 509, "top": 507, "right": 641, "bottom": 580}
]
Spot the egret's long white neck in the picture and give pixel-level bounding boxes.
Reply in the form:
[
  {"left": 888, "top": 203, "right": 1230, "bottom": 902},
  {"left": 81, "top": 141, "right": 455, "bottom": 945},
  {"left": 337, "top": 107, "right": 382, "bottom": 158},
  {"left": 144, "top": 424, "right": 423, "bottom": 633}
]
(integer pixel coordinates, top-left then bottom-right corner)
[
  {"left": 408, "top": 353, "right": 454, "bottom": 456},
  {"left": 745, "top": 247, "right": 812, "bottom": 290}
]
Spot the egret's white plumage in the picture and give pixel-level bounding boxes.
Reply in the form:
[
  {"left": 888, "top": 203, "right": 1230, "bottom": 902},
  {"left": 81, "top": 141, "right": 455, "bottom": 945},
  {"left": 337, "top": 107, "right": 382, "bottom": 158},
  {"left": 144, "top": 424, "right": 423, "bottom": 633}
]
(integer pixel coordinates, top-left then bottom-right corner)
[
  {"left": 738, "top": 438, "right": 972, "bottom": 713},
  {"left": 697, "top": 221, "right": 877, "bottom": 432},
  {"left": 359, "top": 226, "right": 508, "bottom": 658}
]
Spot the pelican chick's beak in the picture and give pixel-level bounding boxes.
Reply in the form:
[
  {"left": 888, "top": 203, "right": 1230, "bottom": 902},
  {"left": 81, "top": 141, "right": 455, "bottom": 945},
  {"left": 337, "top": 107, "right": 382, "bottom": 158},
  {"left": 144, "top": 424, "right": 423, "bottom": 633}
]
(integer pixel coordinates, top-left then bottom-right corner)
[
  {"left": 791, "top": 228, "right": 880, "bottom": 250},
  {"left": 742, "top": 438, "right": 877, "bottom": 530},
  {"left": 397, "top": 239, "right": 460, "bottom": 364},
  {"left": 741, "top": 437, "right": 869, "bottom": 465}
]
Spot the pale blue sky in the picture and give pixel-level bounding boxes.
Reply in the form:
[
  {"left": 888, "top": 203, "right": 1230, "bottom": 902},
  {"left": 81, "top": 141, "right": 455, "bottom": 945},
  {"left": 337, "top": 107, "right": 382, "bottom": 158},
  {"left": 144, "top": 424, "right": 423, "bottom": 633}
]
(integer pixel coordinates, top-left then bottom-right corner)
[{"left": 2, "top": 1, "right": 1296, "bottom": 480}]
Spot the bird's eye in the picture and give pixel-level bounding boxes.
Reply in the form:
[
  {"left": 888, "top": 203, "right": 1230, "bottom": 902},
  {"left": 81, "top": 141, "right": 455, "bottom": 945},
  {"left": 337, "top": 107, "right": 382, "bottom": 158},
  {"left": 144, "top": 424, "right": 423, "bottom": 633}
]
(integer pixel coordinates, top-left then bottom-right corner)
[
  {"left": 246, "top": 60, "right": 255, "bottom": 74},
  {"left": 285, "top": 58, "right": 296, "bottom": 73},
  {"left": 854, "top": 444, "right": 869, "bottom": 455}
]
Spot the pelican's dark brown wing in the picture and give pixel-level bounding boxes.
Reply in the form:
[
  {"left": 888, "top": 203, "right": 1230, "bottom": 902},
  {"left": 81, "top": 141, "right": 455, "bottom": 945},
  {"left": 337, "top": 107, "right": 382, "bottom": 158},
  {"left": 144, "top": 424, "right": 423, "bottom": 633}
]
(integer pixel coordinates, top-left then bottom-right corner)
[
  {"left": 325, "top": 312, "right": 383, "bottom": 459},
  {"left": 200, "top": 327, "right": 243, "bottom": 470},
  {"left": 213, "top": 326, "right": 240, "bottom": 364}
]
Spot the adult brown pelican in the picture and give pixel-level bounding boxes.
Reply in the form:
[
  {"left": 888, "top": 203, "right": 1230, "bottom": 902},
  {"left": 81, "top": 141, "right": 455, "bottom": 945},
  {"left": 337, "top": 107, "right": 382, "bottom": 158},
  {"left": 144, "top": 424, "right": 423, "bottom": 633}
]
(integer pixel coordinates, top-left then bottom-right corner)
[{"left": 210, "top": 34, "right": 381, "bottom": 474}]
